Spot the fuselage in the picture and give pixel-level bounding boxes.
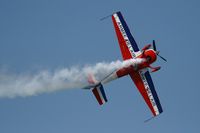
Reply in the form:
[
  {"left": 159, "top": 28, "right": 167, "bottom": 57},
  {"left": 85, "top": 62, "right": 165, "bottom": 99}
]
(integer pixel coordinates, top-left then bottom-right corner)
[{"left": 101, "top": 49, "right": 157, "bottom": 84}]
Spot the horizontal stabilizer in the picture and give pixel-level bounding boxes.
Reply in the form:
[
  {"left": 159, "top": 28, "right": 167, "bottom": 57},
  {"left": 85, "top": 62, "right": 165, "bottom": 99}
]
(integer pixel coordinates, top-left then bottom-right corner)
[{"left": 92, "top": 83, "right": 107, "bottom": 105}]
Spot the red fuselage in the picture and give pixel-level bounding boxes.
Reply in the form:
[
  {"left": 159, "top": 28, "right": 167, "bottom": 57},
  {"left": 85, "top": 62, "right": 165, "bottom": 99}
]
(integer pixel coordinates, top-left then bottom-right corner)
[{"left": 116, "top": 49, "right": 157, "bottom": 78}]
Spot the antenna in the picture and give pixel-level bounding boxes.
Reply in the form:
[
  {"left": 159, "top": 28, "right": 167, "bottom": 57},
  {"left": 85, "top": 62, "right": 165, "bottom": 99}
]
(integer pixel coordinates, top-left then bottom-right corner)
[
  {"left": 100, "top": 14, "right": 112, "bottom": 21},
  {"left": 144, "top": 116, "right": 155, "bottom": 123}
]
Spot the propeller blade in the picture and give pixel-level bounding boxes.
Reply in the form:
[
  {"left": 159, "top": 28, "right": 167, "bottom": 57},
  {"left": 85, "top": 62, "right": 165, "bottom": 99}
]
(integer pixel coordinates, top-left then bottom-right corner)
[
  {"left": 157, "top": 54, "right": 167, "bottom": 62},
  {"left": 152, "top": 40, "right": 167, "bottom": 62},
  {"left": 153, "top": 40, "right": 157, "bottom": 51}
]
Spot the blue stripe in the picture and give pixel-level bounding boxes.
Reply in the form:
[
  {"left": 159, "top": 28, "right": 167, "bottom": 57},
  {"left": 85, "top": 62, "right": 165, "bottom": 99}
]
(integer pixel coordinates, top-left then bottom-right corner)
[
  {"left": 117, "top": 12, "right": 140, "bottom": 52},
  {"left": 144, "top": 71, "right": 163, "bottom": 113},
  {"left": 99, "top": 84, "right": 107, "bottom": 102}
]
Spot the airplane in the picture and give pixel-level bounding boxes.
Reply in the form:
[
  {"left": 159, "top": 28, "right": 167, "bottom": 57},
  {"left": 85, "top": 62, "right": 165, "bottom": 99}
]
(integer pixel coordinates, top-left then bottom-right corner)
[{"left": 85, "top": 11, "right": 166, "bottom": 117}]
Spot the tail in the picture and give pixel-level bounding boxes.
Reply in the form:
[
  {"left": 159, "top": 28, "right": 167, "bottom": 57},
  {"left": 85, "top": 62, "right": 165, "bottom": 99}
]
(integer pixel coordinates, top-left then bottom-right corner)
[
  {"left": 92, "top": 83, "right": 107, "bottom": 105},
  {"left": 88, "top": 74, "right": 108, "bottom": 105}
]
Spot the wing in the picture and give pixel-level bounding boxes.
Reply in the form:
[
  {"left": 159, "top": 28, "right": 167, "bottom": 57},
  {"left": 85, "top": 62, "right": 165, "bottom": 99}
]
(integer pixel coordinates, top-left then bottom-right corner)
[
  {"left": 129, "top": 69, "right": 163, "bottom": 116},
  {"left": 112, "top": 12, "right": 141, "bottom": 60}
]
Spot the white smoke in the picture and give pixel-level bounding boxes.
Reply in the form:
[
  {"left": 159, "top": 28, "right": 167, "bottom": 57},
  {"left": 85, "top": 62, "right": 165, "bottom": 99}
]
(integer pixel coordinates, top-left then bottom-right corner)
[{"left": 0, "top": 59, "right": 144, "bottom": 98}]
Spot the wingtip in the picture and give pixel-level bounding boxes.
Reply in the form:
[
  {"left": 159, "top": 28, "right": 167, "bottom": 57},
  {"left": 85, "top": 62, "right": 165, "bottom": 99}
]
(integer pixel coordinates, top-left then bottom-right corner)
[
  {"left": 100, "top": 11, "right": 122, "bottom": 21},
  {"left": 144, "top": 112, "right": 163, "bottom": 123}
]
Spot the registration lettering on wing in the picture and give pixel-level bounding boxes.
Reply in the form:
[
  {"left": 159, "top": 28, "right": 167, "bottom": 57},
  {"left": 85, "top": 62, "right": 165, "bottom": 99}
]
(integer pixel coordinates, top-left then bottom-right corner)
[
  {"left": 140, "top": 70, "right": 159, "bottom": 115},
  {"left": 113, "top": 14, "right": 136, "bottom": 58}
]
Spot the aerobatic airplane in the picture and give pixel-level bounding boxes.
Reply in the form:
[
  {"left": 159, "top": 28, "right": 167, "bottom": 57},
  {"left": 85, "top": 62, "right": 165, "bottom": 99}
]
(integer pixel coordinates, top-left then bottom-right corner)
[{"left": 85, "top": 11, "right": 166, "bottom": 117}]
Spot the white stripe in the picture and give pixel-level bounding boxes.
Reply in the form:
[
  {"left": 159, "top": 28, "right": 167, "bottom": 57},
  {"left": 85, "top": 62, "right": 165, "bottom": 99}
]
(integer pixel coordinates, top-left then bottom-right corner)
[{"left": 97, "top": 87, "right": 105, "bottom": 104}]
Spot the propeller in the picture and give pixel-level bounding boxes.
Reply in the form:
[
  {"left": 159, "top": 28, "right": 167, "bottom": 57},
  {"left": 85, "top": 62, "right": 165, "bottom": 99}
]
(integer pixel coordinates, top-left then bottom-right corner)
[
  {"left": 153, "top": 40, "right": 157, "bottom": 51},
  {"left": 152, "top": 40, "right": 167, "bottom": 62}
]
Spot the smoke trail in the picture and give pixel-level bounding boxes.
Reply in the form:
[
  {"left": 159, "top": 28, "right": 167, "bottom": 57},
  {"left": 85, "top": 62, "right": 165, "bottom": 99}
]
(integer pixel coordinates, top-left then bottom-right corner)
[{"left": 0, "top": 59, "right": 144, "bottom": 98}]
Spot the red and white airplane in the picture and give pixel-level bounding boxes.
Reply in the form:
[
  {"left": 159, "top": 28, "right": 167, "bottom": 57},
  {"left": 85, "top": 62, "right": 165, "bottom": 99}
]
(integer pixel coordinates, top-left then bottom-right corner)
[{"left": 86, "top": 11, "right": 166, "bottom": 117}]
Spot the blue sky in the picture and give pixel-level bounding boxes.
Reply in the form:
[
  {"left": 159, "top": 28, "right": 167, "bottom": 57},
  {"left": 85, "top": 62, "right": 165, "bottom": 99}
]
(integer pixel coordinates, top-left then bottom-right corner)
[{"left": 0, "top": 0, "right": 200, "bottom": 132}]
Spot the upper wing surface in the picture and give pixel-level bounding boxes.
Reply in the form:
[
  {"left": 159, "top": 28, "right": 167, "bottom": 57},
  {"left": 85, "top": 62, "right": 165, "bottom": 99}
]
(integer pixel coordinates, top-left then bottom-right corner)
[
  {"left": 129, "top": 69, "right": 163, "bottom": 116},
  {"left": 112, "top": 12, "right": 141, "bottom": 60}
]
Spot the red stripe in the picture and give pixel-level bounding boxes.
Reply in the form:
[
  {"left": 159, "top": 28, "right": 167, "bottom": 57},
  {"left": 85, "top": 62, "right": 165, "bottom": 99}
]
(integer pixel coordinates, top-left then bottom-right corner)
[
  {"left": 92, "top": 88, "right": 103, "bottom": 105},
  {"left": 129, "top": 71, "right": 156, "bottom": 116},
  {"left": 112, "top": 15, "right": 132, "bottom": 60}
]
